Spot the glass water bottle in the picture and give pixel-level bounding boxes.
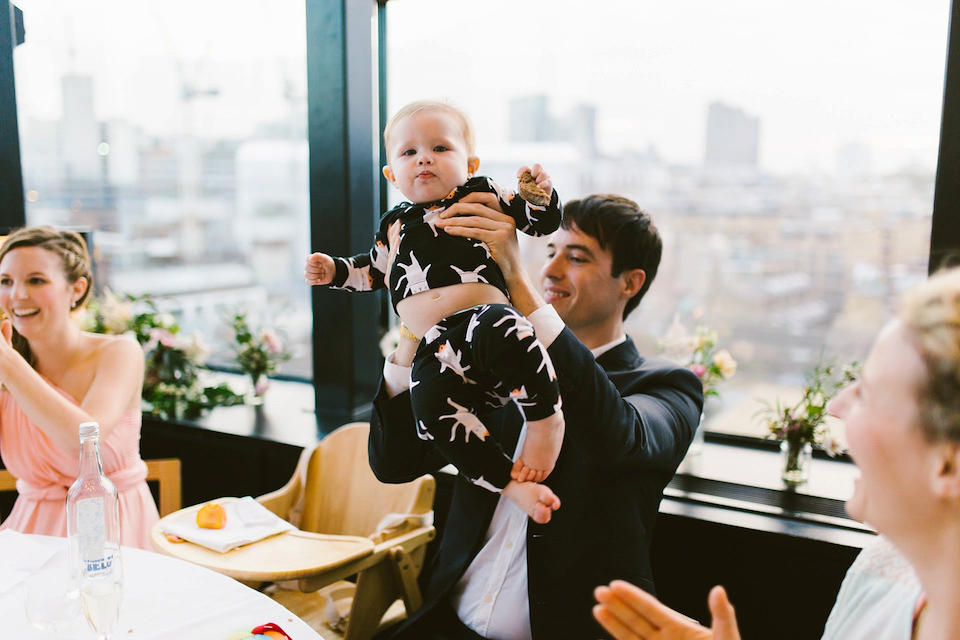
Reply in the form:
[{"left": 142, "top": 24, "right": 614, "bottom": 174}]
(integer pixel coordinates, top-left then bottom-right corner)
[{"left": 66, "top": 422, "right": 121, "bottom": 573}]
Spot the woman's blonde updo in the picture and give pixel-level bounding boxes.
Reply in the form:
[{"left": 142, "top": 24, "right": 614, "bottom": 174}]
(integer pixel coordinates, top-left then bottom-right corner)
[
  {"left": 0, "top": 226, "right": 93, "bottom": 365},
  {"left": 900, "top": 266, "right": 960, "bottom": 443}
]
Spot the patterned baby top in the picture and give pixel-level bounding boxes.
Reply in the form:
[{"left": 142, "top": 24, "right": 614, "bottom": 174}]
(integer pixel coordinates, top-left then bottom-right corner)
[{"left": 328, "top": 176, "right": 562, "bottom": 311}]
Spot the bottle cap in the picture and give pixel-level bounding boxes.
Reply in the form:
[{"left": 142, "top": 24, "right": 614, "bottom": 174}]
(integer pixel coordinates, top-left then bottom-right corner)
[{"left": 78, "top": 422, "right": 100, "bottom": 439}]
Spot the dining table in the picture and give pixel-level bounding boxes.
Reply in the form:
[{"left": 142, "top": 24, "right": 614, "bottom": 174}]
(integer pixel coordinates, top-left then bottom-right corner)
[{"left": 0, "top": 529, "right": 326, "bottom": 638}]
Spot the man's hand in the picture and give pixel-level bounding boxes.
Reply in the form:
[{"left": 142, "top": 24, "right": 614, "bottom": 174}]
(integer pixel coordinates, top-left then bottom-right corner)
[
  {"left": 385, "top": 220, "right": 401, "bottom": 275},
  {"left": 304, "top": 252, "right": 336, "bottom": 285},
  {"left": 438, "top": 191, "right": 547, "bottom": 317},
  {"left": 436, "top": 191, "right": 522, "bottom": 280},
  {"left": 593, "top": 581, "right": 741, "bottom": 640}
]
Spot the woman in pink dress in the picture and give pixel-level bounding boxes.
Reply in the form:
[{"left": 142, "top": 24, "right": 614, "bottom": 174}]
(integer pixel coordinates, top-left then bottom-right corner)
[{"left": 0, "top": 226, "right": 158, "bottom": 549}]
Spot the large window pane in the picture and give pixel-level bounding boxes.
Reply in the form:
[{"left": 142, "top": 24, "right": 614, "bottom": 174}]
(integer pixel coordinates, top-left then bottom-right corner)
[
  {"left": 386, "top": 0, "right": 949, "bottom": 438},
  {"left": 14, "top": 0, "right": 312, "bottom": 377}
]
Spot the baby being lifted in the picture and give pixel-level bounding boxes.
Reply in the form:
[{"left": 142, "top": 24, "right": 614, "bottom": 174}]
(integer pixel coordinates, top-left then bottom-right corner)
[{"left": 305, "top": 100, "right": 564, "bottom": 523}]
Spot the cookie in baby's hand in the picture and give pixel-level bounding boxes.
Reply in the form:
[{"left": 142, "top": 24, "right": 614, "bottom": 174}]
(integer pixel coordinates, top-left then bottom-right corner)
[{"left": 518, "top": 170, "right": 551, "bottom": 206}]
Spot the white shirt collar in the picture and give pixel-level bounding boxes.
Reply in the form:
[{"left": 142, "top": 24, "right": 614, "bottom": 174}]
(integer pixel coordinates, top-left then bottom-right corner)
[{"left": 591, "top": 334, "right": 627, "bottom": 359}]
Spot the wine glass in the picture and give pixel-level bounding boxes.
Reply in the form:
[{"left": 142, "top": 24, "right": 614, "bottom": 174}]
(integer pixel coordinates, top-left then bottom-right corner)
[
  {"left": 79, "top": 546, "right": 123, "bottom": 640},
  {"left": 22, "top": 549, "right": 81, "bottom": 637}
]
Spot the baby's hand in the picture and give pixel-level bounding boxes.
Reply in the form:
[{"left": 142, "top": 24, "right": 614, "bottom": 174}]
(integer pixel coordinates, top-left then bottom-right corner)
[
  {"left": 517, "top": 164, "right": 553, "bottom": 200},
  {"left": 304, "top": 252, "right": 335, "bottom": 285}
]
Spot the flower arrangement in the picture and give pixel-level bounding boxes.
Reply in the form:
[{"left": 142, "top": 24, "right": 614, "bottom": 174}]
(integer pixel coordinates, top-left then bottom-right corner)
[
  {"left": 760, "top": 360, "right": 859, "bottom": 485},
  {"left": 228, "top": 310, "right": 292, "bottom": 397},
  {"left": 80, "top": 291, "right": 245, "bottom": 420},
  {"left": 761, "top": 361, "right": 858, "bottom": 457},
  {"left": 659, "top": 315, "right": 738, "bottom": 398}
]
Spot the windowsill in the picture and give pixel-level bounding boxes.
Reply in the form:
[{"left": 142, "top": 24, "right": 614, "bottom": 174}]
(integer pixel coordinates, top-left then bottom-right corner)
[
  {"left": 147, "top": 375, "right": 874, "bottom": 547},
  {"left": 143, "top": 372, "right": 324, "bottom": 449},
  {"left": 667, "top": 436, "right": 874, "bottom": 548}
]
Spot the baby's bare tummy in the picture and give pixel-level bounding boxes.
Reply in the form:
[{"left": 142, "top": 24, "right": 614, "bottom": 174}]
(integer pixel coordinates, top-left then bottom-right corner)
[{"left": 397, "top": 282, "right": 510, "bottom": 337}]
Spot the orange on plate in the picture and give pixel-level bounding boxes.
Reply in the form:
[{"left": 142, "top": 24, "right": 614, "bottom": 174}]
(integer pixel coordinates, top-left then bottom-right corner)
[{"left": 196, "top": 502, "right": 226, "bottom": 529}]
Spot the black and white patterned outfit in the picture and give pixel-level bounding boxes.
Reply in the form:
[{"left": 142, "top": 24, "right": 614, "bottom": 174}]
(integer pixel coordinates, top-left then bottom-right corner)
[{"left": 327, "top": 176, "right": 562, "bottom": 491}]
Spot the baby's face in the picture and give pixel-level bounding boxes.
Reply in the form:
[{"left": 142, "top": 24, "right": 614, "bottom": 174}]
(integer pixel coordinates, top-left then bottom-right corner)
[{"left": 383, "top": 109, "right": 477, "bottom": 204}]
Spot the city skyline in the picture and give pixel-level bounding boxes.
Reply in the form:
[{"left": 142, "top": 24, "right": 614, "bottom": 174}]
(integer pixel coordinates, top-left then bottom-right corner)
[{"left": 11, "top": 0, "right": 951, "bottom": 175}]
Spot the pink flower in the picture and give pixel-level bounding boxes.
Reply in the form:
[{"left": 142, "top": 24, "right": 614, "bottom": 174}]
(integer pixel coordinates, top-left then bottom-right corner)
[
  {"left": 690, "top": 363, "right": 707, "bottom": 379},
  {"left": 149, "top": 327, "right": 176, "bottom": 348},
  {"left": 254, "top": 377, "right": 271, "bottom": 396},
  {"left": 261, "top": 328, "right": 284, "bottom": 355}
]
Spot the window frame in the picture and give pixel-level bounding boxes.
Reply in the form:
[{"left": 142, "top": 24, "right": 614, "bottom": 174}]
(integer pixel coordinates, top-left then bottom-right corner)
[{"left": 1, "top": 0, "right": 957, "bottom": 428}]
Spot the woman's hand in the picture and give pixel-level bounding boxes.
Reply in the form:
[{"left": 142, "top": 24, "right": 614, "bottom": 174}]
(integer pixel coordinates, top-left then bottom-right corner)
[
  {"left": 593, "top": 581, "right": 741, "bottom": 640},
  {"left": 437, "top": 191, "right": 522, "bottom": 280},
  {"left": 0, "top": 318, "right": 14, "bottom": 383},
  {"left": 0, "top": 318, "right": 11, "bottom": 346}
]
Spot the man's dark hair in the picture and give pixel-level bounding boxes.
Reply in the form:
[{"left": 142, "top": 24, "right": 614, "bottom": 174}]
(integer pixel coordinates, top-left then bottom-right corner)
[{"left": 560, "top": 194, "right": 662, "bottom": 319}]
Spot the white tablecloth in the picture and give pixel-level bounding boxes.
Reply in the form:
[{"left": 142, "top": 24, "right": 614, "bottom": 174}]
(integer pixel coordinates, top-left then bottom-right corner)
[{"left": 0, "top": 530, "right": 324, "bottom": 638}]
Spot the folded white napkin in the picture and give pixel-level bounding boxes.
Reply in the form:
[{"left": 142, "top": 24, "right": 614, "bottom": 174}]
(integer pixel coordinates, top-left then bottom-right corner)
[{"left": 160, "top": 497, "right": 296, "bottom": 553}]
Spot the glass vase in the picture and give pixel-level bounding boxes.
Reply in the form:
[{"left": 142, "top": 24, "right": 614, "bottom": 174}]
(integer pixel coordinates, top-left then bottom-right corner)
[
  {"left": 247, "top": 373, "right": 268, "bottom": 405},
  {"left": 780, "top": 440, "right": 812, "bottom": 486}
]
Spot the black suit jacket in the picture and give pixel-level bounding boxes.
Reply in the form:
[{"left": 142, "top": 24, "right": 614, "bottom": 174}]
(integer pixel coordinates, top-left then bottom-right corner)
[{"left": 369, "top": 327, "right": 703, "bottom": 639}]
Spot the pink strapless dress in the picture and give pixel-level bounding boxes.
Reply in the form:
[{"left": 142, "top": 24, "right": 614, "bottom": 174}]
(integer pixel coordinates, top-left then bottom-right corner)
[{"left": 0, "top": 384, "right": 159, "bottom": 550}]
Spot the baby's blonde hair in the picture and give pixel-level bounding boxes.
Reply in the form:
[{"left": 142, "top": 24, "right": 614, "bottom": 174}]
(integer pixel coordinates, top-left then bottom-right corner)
[
  {"left": 900, "top": 266, "right": 960, "bottom": 443},
  {"left": 383, "top": 100, "right": 476, "bottom": 156}
]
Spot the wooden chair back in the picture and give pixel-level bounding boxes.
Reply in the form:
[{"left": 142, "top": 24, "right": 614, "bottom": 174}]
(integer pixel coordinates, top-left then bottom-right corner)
[
  {"left": 0, "top": 468, "right": 15, "bottom": 493},
  {"left": 298, "top": 422, "right": 434, "bottom": 538},
  {"left": 0, "top": 460, "right": 181, "bottom": 519},
  {"left": 145, "top": 458, "right": 182, "bottom": 517}
]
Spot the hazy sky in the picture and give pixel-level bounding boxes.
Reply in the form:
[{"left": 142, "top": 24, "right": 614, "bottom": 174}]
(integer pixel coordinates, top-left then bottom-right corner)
[
  {"left": 386, "top": 0, "right": 951, "bottom": 173},
  {"left": 12, "top": 0, "right": 952, "bottom": 174}
]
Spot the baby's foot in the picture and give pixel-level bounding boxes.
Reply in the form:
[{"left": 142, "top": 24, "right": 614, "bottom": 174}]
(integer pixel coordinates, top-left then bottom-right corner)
[
  {"left": 513, "top": 410, "right": 564, "bottom": 482},
  {"left": 512, "top": 460, "right": 547, "bottom": 484},
  {"left": 503, "top": 480, "right": 561, "bottom": 524}
]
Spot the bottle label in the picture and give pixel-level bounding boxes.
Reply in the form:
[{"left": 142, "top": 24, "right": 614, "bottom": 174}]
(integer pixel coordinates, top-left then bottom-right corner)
[{"left": 76, "top": 497, "right": 106, "bottom": 549}]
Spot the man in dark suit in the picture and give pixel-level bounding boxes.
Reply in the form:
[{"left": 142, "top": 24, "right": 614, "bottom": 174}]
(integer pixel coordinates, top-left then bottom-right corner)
[{"left": 369, "top": 194, "right": 704, "bottom": 639}]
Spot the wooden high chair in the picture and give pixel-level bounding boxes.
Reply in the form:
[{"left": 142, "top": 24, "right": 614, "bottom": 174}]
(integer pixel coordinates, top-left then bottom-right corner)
[{"left": 257, "top": 421, "right": 436, "bottom": 640}]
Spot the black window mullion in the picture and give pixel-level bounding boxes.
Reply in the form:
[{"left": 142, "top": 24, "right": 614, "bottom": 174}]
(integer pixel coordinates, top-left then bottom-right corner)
[
  {"left": 306, "top": 0, "right": 384, "bottom": 430},
  {"left": 0, "top": 1, "right": 25, "bottom": 230},
  {"left": 931, "top": 0, "right": 960, "bottom": 273}
]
